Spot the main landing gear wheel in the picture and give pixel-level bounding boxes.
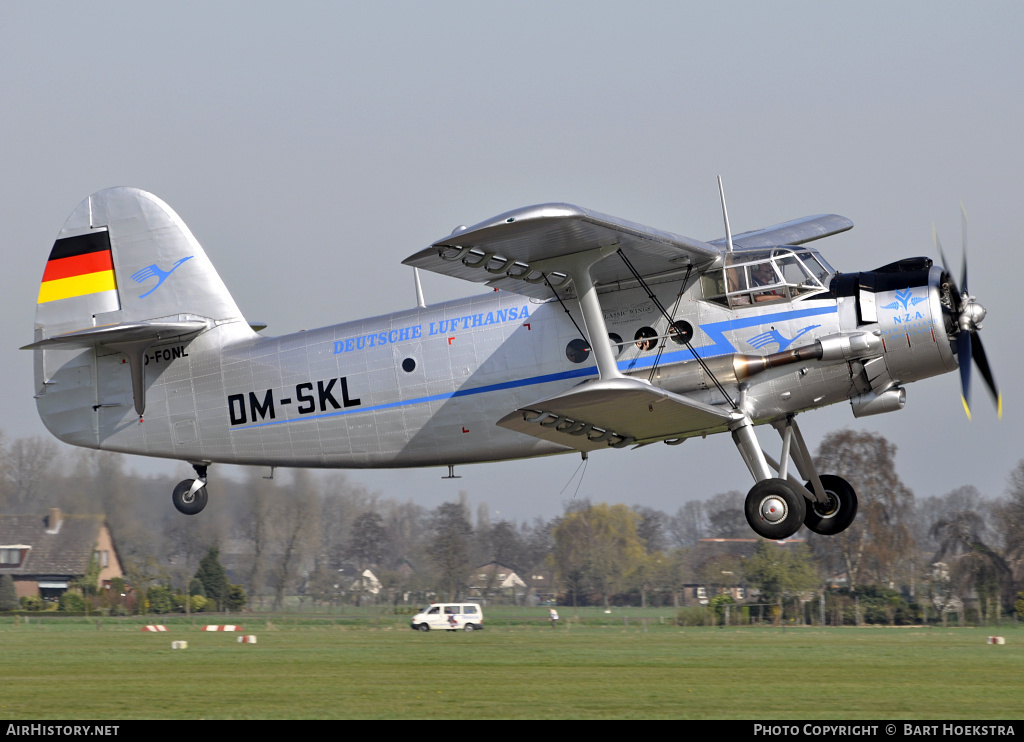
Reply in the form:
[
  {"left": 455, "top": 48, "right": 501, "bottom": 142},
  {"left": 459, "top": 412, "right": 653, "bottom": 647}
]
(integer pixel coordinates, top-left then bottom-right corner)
[
  {"left": 803, "top": 474, "right": 858, "bottom": 536},
  {"left": 745, "top": 478, "right": 807, "bottom": 540},
  {"left": 172, "top": 479, "right": 208, "bottom": 515}
]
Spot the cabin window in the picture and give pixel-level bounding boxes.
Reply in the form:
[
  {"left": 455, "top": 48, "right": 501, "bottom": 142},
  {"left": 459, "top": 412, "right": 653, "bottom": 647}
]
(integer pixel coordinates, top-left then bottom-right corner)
[
  {"left": 565, "top": 338, "right": 590, "bottom": 363},
  {"left": 634, "top": 327, "right": 657, "bottom": 351},
  {"left": 668, "top": 321, "right": 693, "bottom": 345}
]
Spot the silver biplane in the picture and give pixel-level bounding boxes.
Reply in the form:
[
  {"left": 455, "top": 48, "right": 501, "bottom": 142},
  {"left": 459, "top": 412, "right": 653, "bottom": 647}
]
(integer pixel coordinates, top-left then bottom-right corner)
[{"left": 24, "top": 186, "right": 1000, "bottom": 539}]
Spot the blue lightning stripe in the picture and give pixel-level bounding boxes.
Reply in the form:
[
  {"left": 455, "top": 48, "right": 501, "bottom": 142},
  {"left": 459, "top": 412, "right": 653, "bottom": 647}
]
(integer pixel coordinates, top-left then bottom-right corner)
[
  {"left": 620, "top": 305, "right": 838, "bottom": 371},
  {"left": 230, "top": 304, "right": 837, "bottom": 431}
]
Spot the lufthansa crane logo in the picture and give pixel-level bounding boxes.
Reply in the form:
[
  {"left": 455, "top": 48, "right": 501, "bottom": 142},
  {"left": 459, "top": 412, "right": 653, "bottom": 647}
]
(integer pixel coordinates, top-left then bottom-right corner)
[
  {"left": 746, "top": 324, "right": 820, "bottom": 352},
  {"left": 131, "top": 256, "right": 193, "bottom": 298}
]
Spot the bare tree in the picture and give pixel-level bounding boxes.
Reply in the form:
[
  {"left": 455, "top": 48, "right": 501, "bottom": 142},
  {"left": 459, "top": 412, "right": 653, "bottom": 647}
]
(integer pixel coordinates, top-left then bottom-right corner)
[
  {"left": 266, "top": 470, "right": 321, "bottom": 609},
  {"left": 704, "top": 491, "right": 747, "bottom": 539},
  {"left": 1, "top": 435, "right": 58, "bottom": 512},
  {"left": 668, "top": 501, "right": 708, "bottom": 548},
  {"left": 345, "top": 511, "right": 386, "bottom": 605},
  {"left": 632, "top": 505, "right": 669, "bottom": 553},
  {"left": 429, "top": 501, "right": 473, "bottom": 601},
  {"left": 811, "top": 430, "right": 915, "bottom": 591},
  {"left": 931, "top": 510, "right": 1014, "bottom": 618},
  {"left": 995, "top": 460, "right": 1024, "bottom": 587}
]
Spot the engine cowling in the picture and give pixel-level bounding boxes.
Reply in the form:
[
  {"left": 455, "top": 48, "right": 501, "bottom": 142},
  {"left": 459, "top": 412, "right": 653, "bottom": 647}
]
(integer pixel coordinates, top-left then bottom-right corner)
[{"left": 832, "top": 258, "right": 959, "bottom": 389}]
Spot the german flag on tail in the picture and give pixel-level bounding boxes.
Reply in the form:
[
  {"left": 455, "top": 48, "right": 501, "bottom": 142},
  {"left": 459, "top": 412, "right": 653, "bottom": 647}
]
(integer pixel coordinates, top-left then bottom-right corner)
[{"left": 37, "top": 231, "right": 119, "bottom": 310}]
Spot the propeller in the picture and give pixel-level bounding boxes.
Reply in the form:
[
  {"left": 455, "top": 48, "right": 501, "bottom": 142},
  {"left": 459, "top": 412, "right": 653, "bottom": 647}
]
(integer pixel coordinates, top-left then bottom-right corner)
[{"left": 933, "top": 205, "right": 1002, "bottom": 420}]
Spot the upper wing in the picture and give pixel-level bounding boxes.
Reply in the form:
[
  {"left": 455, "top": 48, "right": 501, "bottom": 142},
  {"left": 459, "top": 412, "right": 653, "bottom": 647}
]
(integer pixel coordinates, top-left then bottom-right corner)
[
  {"left": 405, "top": 204, "right": 853, "bottom": 299},
  {"left": 403, "top": 203, "right": 724, "bottom": 300},
  {"left": 708, "top": 214, "right": 853, "bottom": 250}
]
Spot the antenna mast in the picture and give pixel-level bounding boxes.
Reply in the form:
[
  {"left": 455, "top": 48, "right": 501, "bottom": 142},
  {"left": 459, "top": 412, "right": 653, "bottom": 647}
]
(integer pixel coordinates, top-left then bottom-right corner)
[{"left": 718, "top": 175, "right": 735, "bottom": 253}]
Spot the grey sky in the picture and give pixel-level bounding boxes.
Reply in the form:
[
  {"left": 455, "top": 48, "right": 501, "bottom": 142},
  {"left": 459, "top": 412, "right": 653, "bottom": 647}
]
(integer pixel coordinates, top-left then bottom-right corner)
[{"left": 2, "top": 1, "right": 1021, "bottom": 522}]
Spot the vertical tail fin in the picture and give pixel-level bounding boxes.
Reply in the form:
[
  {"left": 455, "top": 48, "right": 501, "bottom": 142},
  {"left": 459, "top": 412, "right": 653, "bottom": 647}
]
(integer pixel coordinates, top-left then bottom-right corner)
[
  {"left": 27, "top": 188, "right": 253, "bottom": 445},
  {"left": 34, "top": 187, "right": 246, "bottom": 335}
]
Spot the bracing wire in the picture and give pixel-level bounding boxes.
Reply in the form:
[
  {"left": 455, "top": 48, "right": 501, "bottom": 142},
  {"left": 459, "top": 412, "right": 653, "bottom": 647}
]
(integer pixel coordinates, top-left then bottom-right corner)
[
  {"left": 617, "top": 251, "right": 737, "bottom": 409},
  {"left": 543, "top": 273, "right": 589, "bottom": 344},
  {"left": 559, "top": 454, "right": 590, "bottom": 499}
]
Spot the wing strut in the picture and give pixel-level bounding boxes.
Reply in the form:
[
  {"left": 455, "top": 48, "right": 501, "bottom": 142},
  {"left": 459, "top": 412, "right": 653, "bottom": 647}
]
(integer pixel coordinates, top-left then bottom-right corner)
[
  {"left": 616, "top": 251, "right": 737, "bottom": 409},
  {"left": 558, "top": 246, "right": 626, "bottom": 381}
]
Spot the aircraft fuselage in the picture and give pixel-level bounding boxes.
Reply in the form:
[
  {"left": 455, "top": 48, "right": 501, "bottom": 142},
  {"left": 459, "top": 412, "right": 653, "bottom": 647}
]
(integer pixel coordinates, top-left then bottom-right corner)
[{"left": 38, "top": 264, "right": 953, "bottom": 470}]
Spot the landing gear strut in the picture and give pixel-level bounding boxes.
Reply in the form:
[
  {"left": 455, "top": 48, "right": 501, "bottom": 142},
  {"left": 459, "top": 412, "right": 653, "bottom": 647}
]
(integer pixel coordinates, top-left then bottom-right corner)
[
  {"left": 172, "top": 464, "right": 209, "bottom": 515},
  {"left": 732, "top": 414, "right": 858, "bottom": 540}
]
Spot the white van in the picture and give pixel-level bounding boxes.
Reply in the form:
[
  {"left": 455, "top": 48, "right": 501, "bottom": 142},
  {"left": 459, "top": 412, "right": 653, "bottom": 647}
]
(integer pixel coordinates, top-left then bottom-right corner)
[{"left": 410, "top": 603, "right": 484, "bottom": 632}]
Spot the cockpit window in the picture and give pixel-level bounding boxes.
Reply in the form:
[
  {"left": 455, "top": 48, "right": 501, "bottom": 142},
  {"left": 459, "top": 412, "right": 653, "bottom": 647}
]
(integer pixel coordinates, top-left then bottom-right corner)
[
  {"left": 798, "top": 252, "right": 833, "bottom": 285},
  {"left": 701, "top": 246, "right": 832, "bottom": 308}
]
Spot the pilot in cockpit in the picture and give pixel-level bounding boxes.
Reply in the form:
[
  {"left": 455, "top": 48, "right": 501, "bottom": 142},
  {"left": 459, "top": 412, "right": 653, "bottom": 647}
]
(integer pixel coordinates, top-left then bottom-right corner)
[{"left": 749, "top": 262, "right": 782, "bottom": 302}]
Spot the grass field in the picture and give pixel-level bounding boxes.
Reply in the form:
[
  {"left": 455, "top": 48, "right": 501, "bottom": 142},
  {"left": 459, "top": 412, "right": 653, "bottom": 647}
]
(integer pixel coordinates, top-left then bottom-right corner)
[{"left": 2, "top": 615, "right": 1022, "bottom": 720}]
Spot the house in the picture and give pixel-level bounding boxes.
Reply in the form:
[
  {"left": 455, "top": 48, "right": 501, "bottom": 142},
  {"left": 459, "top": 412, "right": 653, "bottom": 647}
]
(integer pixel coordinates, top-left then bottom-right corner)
[
  {"left": 331, "top": 563, "right": 383, "bottom": 596},
  {"left": 468, "top": 561, "right": 529, "bottom": 602},
  {"left": 0, "top": 508, "right": 123, "bottom": 600},
  {"left": 470, "top": 561, "right": 525, "bottom": 590},
  {"left": 683, "top": 538, "right": 806, "bottom": 605}
]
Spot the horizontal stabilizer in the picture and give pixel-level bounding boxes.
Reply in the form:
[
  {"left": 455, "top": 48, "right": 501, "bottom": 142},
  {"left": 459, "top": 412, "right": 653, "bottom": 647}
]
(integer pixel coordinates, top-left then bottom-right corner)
[
  {"left": 497, "top": 377, "right": 735, "bottom": 451},
  {"left": 21, "top": 319, "right": 207, "bottom": 350},
  {"left": 24, "top": 319, "right": 209, "bottom": 418}
]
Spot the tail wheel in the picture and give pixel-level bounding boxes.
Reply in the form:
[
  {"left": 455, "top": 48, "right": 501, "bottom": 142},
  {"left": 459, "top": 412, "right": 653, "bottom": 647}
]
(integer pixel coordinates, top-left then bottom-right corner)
[
  {"left": 172, "top": 479, "right": 208, "bottom": 515},
  {"left": 803, "top": 475, "right": 858, "bottom": 535},
  {"left": 744, "top": 478, "right": 806, "bottom": 540}
]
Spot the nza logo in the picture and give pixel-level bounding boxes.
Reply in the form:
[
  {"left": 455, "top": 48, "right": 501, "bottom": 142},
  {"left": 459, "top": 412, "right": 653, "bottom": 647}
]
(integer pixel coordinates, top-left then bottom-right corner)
[
  {"left": 881, "top": 288, "right": 928, "bottom": 325},
  {"left": 881, "top": 288, "right": 927, "bottom": 312},
  {"left": 131, "top": 256, "right": 193, "bottom": 298},
  {"left": 746, "top": 324, "right": 820, "bottom": 352}
]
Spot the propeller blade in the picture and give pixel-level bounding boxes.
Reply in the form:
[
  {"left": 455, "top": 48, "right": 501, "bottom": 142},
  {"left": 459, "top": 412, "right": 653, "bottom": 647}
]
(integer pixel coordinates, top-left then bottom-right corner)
[
  {"left": 933, "top": 227, "right": 962, "bottom": 311},
  {"left": 937, "top": 208, "right": 999, "bottom": 419},
  {"left": 971, "top": 332, "right": 1002, "bottom": 418},
  {"left": 957, "top": 331, "right": 972, "bottom": 420}
]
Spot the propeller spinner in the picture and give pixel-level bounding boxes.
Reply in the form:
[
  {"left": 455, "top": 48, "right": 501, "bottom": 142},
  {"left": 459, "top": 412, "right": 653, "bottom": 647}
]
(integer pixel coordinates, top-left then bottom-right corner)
[{"left": 934, "top": 207, "right": 1002, "bottom": 419}]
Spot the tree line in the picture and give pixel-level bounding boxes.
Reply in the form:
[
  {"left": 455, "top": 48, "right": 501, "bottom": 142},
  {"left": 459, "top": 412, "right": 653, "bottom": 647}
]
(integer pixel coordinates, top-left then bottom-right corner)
[{"left": 1, "top": 428, "right": 1023, "bottom": 623}]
